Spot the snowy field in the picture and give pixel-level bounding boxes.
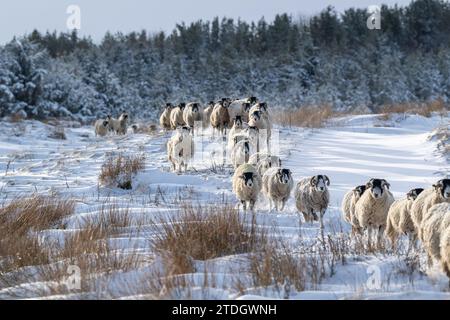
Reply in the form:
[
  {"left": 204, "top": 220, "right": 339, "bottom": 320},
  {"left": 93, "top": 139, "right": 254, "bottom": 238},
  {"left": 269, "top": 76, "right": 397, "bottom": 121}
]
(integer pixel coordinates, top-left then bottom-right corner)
[{"left": 0, "top": 112, "right": 449, "bottom": 300}]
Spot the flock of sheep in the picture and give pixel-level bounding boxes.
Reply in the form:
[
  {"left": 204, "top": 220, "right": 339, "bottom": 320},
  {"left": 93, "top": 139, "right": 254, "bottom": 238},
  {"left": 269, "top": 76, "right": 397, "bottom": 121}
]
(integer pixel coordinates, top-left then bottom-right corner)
[{"left": 93, "top": 97, "right": 450, "bottom": 284}]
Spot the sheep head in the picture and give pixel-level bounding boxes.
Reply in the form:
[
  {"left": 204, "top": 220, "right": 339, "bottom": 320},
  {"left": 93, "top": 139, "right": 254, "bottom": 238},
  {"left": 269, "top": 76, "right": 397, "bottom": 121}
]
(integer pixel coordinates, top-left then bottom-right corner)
[{"left": 433, "top": 179, "right": 450, "bottom": 199}]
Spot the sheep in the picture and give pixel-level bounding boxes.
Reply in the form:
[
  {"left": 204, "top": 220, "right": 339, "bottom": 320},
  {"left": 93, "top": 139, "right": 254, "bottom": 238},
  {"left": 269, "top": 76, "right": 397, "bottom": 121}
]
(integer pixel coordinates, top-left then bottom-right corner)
[
  {"left": 94, "top": 118, "right": 110, "bottom": 137},
  {"left": 232, "top": 163, "right": 262, "bottom": 212},
  {"left": 411, "top": 179, "right": 450, "bottom": 241},
  {"left": 262, "top": 167, "right": 294, "bottom": 212},
  {"left": 110, "top": 113, "right": 129, "bottom": 135},
  {"left": 183, "top": 102, "right": 202, "bottom": 133},
  {"left": 439, "top": 223, "right": 450, "bottom": 285},
  {"left": 229, "top": 100, "right": 252, "bottom": 123},
  {"left": 170, "top": 103, "right": 186, "bottom": 130},
  {"left": 227, "top": 116, "right": 245, "bottom": 150},
  {"left": 385, "top": 188, "right": 424, "bottom": 251},
  {"left": 159, "top": 103, "right": 173, "bottom": 131},
  {"left": 295, "top": 175, "right": 330, "bottom": 229},
  {"left": 421, "top": 203, "right": 450, "bottom": 267},
  {"left": 230, "top": 138, "right": 251, "bottom": 169},
  {"left": 210, "top": 99, "right": 230, "bottom": 137},
  {"left": 248, "top": 109, "right": 271, "bottom": 152},
  {"left": 248, "top": 153, "right": 281, "bottom": 178},
  {"left": 167, "top": 126, "right": 194, "bottom": 173},
  {"left": 203, "top": 101, "right": 215, "bottom": 128},
  {"left": 342, "top": 185, "right": 367, "bottom": 236},
  {"left": 354, "top": 178, "right": 395, "bottom": 249}
]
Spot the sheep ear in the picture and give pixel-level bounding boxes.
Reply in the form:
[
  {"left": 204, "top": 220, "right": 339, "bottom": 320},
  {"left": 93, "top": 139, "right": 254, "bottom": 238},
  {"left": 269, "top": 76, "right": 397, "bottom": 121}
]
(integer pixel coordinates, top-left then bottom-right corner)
[
  {"left": 310, "top": 176, "right": 316, "bottom": 186},
  {"left": 382, "top": 179, "right": 390, "bottom": 189},
  {"left": 325, "top": 175, "right": 330, "bottom": 186},
  {"left": 433, "top": 183, "right": 441, "bottom": 191}
]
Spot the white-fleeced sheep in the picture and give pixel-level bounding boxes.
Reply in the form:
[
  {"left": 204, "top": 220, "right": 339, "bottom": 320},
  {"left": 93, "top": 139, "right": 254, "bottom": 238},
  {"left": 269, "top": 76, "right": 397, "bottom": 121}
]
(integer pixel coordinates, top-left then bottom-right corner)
[
  {"left": 110, "top": 113, "right": 129, "bottom": 135},
  {"left": 295, "top": 175, "right": 330, "bottom": 229},
  {"left": 170, "top": 103, "right": 186, "bottom": 130},
  {"left": 341, "top": 185, "right": 367, "bottom": 236},
  {"left": 160, "top": 103, "right": 173, "bottom": 131},
  {"left": 232, "top": 163, "right": 262, "bottom": 212},
  {"left": 227, "top": 116, "right": 245, "bottom": 151},
  {"left": 440, "top": 223, "right": 450, "bottom": 285},
  {"left": 230, "top": 139, "right": 251, "bottom": 169},
  {"left": 210, "top": 99, "right": 230, "bottom": 137},
  {"left": 248, "top": 152, "right": 281, "bottom": 178},
  {"left": 355, "top": 178, "right": 395, "bottom": 248},
  {"left": 421, "top": 203, "right": 450, "bottom": 266},
  {"left": 94, "top": 118, "right": 110, "bottom": 137},
  {"left": 248, "top": 108, "right": 271, "bottom": 152},
  {"left": 203, "top": 101, "right": 215, "bottom": 128},
  {"left": 411, "top": 179, "right": 450, "bottom": 241},
  {"left": 167, "top": 126, "right": 194, "bottom": 173},
  {"left": 262, "top": 167, "right": 294, "bottom": 212},
  {"left": 183, "top": 102, "right": 202, "bottom": 132},
  {"left": 385, "top": 188, "right": 424, "bottom": 251},
  {"left": 229, "top": 100, "right": 252, "bottom": 123}
]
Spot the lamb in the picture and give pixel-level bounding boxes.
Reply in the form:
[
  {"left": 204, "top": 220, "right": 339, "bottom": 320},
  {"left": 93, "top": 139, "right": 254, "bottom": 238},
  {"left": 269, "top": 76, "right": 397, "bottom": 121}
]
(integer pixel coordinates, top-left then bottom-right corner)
[
  {"left": 169, "top": 103, "right": 186, "bottom": 129},
  {"left": 230, "top": 138, "right": 251, "bottom": 169},
  {"left": 385, "top": 188, "right": 424, "bottom": 251},
  {"left": 167, "top": 126, "right": 194, "bottom": 173},
  {"left": 411, "top": 178, "right": 450, "bottom": 241},
  {"left": 422, "top": 203, "right": 450, "bottom": 266},
  {"left": 439, "top": 223, "right": 450, "bottom": 285},
  {"left": 183, "top": 102, "right": 202, "bottom": 132},
  {"left": 262, "top": 167, "right": 294, "bottom": 212},
  {"left": 159, "top": 103, "right": 173, "bottom": 131},
  {"left": 342, "top": 185, "right": 367, "bottom": 236},
  {"left": 354, "top": 178, "right": 395, "bottom": 248},
  {"left": 232, "top": 163, "right": 262, "bottom": 212},
  {"left": 210, "top": 99, "right": 230, "bottom": 137},
  {"left": 295, "top": 175, "right": 330, "bottom": 229},
  {"left": 94, "top": 118, "right": 110, "bottom": 137},
  {"left": 110, "top": 113, "right": 129, "bottom": 135},
  {"left": 248, "top": 153, "right": 282, "bottom": 177}
]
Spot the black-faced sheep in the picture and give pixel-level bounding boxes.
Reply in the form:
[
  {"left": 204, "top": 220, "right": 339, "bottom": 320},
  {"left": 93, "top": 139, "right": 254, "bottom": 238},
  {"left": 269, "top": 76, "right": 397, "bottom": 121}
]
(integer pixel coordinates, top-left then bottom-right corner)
[
  {"left": 183, "top": 102, "right": 202, "bottom": 133},
  {"left": 170, "top": 103, "right": 186, "bottom": 130},
  {"left": 295, "top": 175, "right": 330, "bottom": 229},
  {"left": 210, "top": 99, "right": 230, "bottom": 137},
  {"left": 232, "top": 163, "right": 262, "bottom": 212},
  {"left": 354, "top": 178, "right": 395, "bottom": 248},
  {"left": 411, "top": 179, "right": 450, "bottom": 241},
  {"left": 95, "top": 118, "right": 110, "bottom": 137},
  {"left": 385, "top": 188, "right": 424, "bottom": 251},
  {"left": 262, "top": 167, "right": 294, "bottom": 212},
  {"left": 230, "top": 138, "right": 251, "bottom": 169},
  {"left": 342, "top": 185, "right": 367, "bottom": 236},
  {"left": 248, "top": 153, "right": 282, "bottom": 178},
  {"left": 110, "top": 113, "right": 129, "bottom": 135}
]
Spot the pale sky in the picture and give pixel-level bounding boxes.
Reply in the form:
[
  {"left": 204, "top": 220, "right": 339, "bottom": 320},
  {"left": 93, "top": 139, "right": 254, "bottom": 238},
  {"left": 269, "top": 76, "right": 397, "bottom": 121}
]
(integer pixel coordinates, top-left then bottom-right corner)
[{"left": 0, "top": 0, "right": 414, "bottom": 44}]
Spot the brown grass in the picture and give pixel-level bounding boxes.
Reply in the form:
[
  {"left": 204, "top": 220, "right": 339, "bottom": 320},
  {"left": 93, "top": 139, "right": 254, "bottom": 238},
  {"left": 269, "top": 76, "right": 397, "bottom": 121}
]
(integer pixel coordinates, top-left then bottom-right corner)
[
  {"left": 273, "top": 104, "right": 335, "bottom": 128},
  {"left": 379, "top": 99, "right": 448, "bottom": 120},
  {"left": 0, "top": 196, "right": 75, "bottom": 282},
  {"left": 99, "top": 153, "right": 145, "bottom": 189}
]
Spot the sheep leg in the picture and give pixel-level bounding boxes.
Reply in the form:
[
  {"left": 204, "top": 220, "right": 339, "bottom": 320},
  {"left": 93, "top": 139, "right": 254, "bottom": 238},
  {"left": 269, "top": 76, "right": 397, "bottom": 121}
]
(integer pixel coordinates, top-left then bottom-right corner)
[
  {"left": 367, "top": 228, "right": 373, "bottom": 251},
  {"left": 241, "top": 200, "right": 247, "bottom": 212},
  {"left": 279, "top": 199, "right": 286, "bottom": 211},
  {"left": 319, "top": 211, "right": 324, "bottom": 230},
  {"left": 376, "top": 226, "right": 384, "bottom": 249}
]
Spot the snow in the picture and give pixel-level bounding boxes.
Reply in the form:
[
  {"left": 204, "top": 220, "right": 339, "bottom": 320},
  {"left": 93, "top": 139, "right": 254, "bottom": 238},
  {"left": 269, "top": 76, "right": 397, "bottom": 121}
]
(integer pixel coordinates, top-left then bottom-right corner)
[{"left": 0, "top": 112, "right": 449, "bottom": 299}]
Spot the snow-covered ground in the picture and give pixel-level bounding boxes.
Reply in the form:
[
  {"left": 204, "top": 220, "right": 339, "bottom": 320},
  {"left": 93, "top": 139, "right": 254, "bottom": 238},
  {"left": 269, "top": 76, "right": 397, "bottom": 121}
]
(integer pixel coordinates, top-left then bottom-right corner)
[{"left": 0, "top": 112, "right": 449, "bottom": 300}]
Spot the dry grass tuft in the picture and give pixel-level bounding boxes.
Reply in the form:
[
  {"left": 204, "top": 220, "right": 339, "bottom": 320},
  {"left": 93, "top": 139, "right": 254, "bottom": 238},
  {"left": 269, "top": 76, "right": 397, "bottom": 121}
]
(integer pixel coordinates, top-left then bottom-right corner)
[
  {"left": 99, "top": 153, "right": 145, "bottom": 189},
  {"left": 274, "top": 104, "right": 335, "bottom": 128}
]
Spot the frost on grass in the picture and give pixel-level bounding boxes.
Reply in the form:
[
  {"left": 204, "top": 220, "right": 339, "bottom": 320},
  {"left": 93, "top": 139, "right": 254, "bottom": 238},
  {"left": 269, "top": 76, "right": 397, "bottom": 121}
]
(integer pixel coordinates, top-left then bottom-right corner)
[{"left": 98, "top": 153, "right": 145, "bottom": 190}]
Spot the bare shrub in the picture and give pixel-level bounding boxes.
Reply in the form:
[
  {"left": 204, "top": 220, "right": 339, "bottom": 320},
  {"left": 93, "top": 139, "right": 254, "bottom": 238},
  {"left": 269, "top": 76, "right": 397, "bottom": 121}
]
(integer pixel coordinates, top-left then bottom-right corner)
[
  {"left": 99, "top": 153, "right": 145, "bottom": 189},
  {"left": 274, "top": 104, "right": 335, "bottom": 128}
]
